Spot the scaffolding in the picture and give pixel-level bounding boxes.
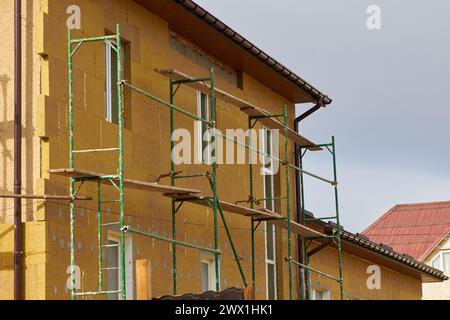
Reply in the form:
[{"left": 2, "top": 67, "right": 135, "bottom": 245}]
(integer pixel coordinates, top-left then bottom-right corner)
[{"left": 48, "top": 24, "right": 344, "bottom": 300}]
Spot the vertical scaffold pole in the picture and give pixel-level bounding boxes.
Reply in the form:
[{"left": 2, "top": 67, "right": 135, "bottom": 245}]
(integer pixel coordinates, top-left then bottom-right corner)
[
  {"left": 97, "top": 180, "right": 103, "bottom": 291},
  {"left": 284, "top": 106, "right": 293, "bottom": 300},
  {"left": 210, "top": 67, "right": 220, "bottom": 291},
  {"left": 249, "top": 118, "right": 256, "bottom": 289},
  {"left": 298, "top": 149, "right": 310, "bottom": 299},
  {"left": 332, "top": 136, "right": 344, "bottom": 300},
  {"left": 116, "top": 24, "right": 126, "bottom": 301},
  {"left": 68, "top": 28, "right": 76, "bottom": 300},
  {"left": 169, "top": 80, "right": 177, "bottom": 295}
]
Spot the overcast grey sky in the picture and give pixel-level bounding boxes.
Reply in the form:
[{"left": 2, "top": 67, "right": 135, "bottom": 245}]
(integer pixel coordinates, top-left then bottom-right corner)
[{"left": 195, "top": 0, "right": 450, "bottom": 232}]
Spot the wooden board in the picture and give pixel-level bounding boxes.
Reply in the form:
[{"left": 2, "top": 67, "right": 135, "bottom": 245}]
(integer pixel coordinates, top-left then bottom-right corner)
[
  {"left": 240, "top": 106, "right": 321, "bottom": 150},
  {"left": 164, "top": 193, "right": 282, "bottom": 220},
  {"left": 49, "top": 168, "right": 201, "bottom": 195},
  {"left": 271, "top": 219, "right": 326, "bottom": 238},
  {"left": 136, "top": 259, "right": 151, "bottom": 300},
  {"left": 155, "top": 69, "right": 321, "bottom": 150}
]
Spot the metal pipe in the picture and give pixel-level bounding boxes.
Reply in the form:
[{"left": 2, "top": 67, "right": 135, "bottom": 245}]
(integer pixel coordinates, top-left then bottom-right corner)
[
  {"left": 0, "top": 194, "right": 92, "bottom": 201},
  {"left": 331, "top": 136, "right": 345, "bottom": 299},
  {"left": 297, "top": 104, "right": 321, "bottom": 122},
  {"left": 97, "top": 180, "right": 103, "bottom": 291},
  {"left": 248, "top": 118, "right": 256, "bottom": 289},
  {"left": 14, "top": 0, "right": 22, "bottom": 301},
  {"left": 210, "top": 67, "right": 220, "bottom": 292},
  {"left": 284, "top": 106, "right": 293, "bottom": 300},
  {"left": 122, "top": 81, "right": 212, "bottom": 125},
  {"left": 169, "top": 80, "right": 177, "bottom": 295},
  {"left": 290, "top": 259, "right": 340, "bottom": 282},
  {"left": 68, "top": 28, "right": 76, "bottom": 300},
  {"left": 207, "top": 179, "right": 247, "bottom": 287},
  {"left": 116, "top": 24, "right": 126, "bottom": 301},
  {"left": 123, "top": 227, "right": 221, "bottom": 255},
  {"left": 293, "top": 114, "right": 306, "bottom": 300},
  {"left": 70, "top": 35, "right": 118, "bottom": 44}
]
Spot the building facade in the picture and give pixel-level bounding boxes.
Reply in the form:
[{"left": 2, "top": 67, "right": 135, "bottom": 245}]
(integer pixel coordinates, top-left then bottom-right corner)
[
  {"left": 0, "top": 0, "right": 445, "bottom": 300},
  {"left": 422, "top": 234, "right": 450, "bottom": 299}
]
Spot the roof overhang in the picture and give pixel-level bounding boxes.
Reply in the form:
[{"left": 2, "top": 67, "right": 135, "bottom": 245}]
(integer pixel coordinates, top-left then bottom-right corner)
[
  {"left": 133, "top": 0, "right": 332, "bottom": 105},
  {"left": 308, "top": 221, "right": 448, "bottom": 283},
  {"left": 338, "top": 231, "right": 447, "bottom": 283}
]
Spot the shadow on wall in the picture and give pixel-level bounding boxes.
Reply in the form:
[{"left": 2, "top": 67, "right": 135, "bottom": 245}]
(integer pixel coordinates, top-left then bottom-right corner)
[
  {"left": 0, "top": 0, "right": 37, "bottom": 224},
  {"left": 0, "top": 74, "right": 12, "bottom": 224},
  {"left": 0, "top": 225, "right": 13, "bottom": 271}
]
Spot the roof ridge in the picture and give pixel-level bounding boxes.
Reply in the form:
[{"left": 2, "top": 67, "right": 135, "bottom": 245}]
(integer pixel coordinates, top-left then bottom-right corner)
[
  {"left": 394, "top": 199, "right": 450, "bottom": 208},
  {"left": 362, "top": 204, "right": 400, "bottom": 234}
]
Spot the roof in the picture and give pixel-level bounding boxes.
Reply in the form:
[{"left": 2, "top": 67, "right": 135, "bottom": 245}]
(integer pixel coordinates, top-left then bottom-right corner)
[
  {"left": 339, "top": 229, "right": 447, "bottom": 282},
  {"left": 134, "top": 0, "right": 332, "bottom": 105},
  {"left": 362, "top": 200, "right": 450, "bottom": 262},
  {"left": 309, "top": 219, "right": 448, "bottom": 282}
]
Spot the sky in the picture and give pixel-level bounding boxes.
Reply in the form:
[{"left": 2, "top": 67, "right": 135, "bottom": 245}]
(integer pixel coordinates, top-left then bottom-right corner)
[{"left": 195, "top": 0, "right": 450, "bottom": 232}]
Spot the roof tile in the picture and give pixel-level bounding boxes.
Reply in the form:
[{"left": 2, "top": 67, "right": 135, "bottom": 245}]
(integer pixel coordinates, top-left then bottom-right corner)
[{"left": 363, "top": 201, "right": 450, "bottom": 261}]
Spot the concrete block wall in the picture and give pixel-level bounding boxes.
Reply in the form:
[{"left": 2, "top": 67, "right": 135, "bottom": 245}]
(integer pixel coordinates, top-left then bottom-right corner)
[{"left": 36, "top": 0, "right": 297, "bottom": 300}]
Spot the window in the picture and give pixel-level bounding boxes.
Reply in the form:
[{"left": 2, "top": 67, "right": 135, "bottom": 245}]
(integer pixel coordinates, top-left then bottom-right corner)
[
  {"left": 107, "top": 233, "right": 134, "bottom": 300},
  {"left": 105, "top": 40, "right": 120, "bottom": 124},
  {"left": 311, "top": 288, "right": 331, "bottom": 300},
  {"left": 262, "top": 127, "right": 277, "bottom": 300},
  {"left": 201, "top": 254, "right": 217, "bottom": 292},
  {"left": 197, "top": 91, "right": 210, "bottom": 163},
  {"left": 105, "top": 36, "right": 131, "bottom": 126},
  {"left": 430, "top": 251, "right": 450, "bottom": 275},
  {"left": 444, "top": 252, "right": 450, "bottom": 275}
]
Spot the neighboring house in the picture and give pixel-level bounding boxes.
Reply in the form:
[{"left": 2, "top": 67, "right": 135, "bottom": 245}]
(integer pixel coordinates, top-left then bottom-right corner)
[
  {"left": 304, "top": 213, "right": 447, "bottom": 300},
  {"left": 0, "top": 0, "right": 446, "bottom": 300},
  {"left": 363, "top": 201, "right": 450, "bottom": 299}
]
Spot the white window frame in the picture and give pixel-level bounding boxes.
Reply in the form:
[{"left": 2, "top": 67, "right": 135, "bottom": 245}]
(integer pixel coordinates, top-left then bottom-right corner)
[
  {"left": 105, "top": 41, "right": 116, "bottom": 123},
  {"left": 197, "top": 91, "right": 211, "bottom": 164},
  {"left": 107, "top": 232, "right": 135, "bottom": 300},
  {"left": 430, "top": 250, "right": 450, "bottom": 275},
  {"left": 311, "top": 287, "right": 331, "bottom": 300},
  {"left": 200, "top": 253, "right": 217, "bottom": 292},
  {"left": 105, "top": 40, "right": 125, "bottom": 125},
  {"left": 262, "top": 127, "right": 277, "bottom": 300}
]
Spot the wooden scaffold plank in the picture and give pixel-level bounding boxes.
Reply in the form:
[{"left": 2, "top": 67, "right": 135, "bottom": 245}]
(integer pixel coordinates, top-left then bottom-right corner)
[
  {"left": 155, "top": 68, "right": 321, "bottom": 150},
  {"left": 49, "top": 168, "right": 201, "bottom": 195}
]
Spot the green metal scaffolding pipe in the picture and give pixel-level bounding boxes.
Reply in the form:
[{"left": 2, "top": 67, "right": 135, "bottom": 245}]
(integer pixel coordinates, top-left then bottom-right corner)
[
  {"left": 67, "top": 28, "right": 76, "bottom": 300},
  {"left": 284, "top": 106, "right": 293, "bottom": 300},
  {"left": 71, "top": 34, "right": 117, "bottom": 44},
  {"left": 248, "top": 118, "right": 256, "bottom": 289},
  {"left": 206, "top": 180, "right": 247, "bottom": 288},
  {"left": 123, "top": 81, "right": 212, "bottom": 125},
  {"left": 116, "top": 24, "right": 127, "bottom": 301},
  {"left": 97, "top": 180, "right": 103, "bottom": 291},
  {"left": 290, "top": 259, "right": 340, "bottom": 282},
  {"left": 123, "top": 227, "right": 221, "bottom": 255},
  {"left": 169, "top": 80, "right": 177, "bottom": 295},
  {"left": 210, "top": 67, "right": 221, "bottom": 292},
  {"left": 213, "top": 131, "right": 336, "bottom": 186},
  {"left": 332, "top": 136, "right": 345, "bottom": 299}
]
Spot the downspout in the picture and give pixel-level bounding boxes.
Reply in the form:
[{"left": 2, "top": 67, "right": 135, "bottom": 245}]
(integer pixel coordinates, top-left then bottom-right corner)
[
  {"left": 293, "top": 117, "right": 306, "bottom": 300},
  {"left": 294, "top": 98, "right": 325, "bottom": 300},
  {"left": 14, "top": 0, "right": 23, "bottom": 301}
]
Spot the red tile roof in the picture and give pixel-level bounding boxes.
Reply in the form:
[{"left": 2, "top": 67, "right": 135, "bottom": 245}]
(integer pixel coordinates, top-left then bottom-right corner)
[{"left": 363, "top": 201, "right": 450, "bottom": 262}]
